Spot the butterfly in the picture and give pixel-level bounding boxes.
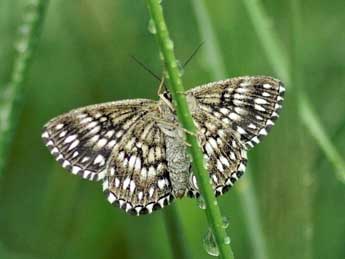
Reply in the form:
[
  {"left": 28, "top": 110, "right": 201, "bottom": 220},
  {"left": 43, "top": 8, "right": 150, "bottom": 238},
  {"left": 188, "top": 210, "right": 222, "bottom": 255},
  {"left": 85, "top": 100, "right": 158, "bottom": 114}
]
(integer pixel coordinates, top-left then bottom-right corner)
[{"left": 42, "top": 76, "right": 285, "bottom": 216}]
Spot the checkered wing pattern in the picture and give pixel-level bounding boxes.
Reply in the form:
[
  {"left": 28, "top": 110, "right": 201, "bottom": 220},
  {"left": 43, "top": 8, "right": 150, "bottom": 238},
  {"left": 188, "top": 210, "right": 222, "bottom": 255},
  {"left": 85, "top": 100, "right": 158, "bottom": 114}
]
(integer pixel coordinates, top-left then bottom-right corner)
[
  {"left": 186, "top": 76, "right": 285, "bottom": 196},
  {"left": 187, "top": 76, "right": 285, "bottom": 150},
  {"left": 42, "top": 99, "right": 157, "bottom": 181},
  {"left": 42, "top": 99, "right": 174, "bottom": 215},
  {"left": 187, "top": 110, "right": 248, "bottom": 198},
  {"left": 103, "top": 119, "right": 174, "bottom": 216}
]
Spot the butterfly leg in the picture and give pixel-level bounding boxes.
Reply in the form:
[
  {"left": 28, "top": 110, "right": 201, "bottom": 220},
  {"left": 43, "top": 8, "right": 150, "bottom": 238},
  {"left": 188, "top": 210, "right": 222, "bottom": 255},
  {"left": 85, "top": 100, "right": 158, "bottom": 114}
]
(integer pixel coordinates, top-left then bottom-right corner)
[{"left": 157, "top": 76, "right": 166, "bottom": 95}]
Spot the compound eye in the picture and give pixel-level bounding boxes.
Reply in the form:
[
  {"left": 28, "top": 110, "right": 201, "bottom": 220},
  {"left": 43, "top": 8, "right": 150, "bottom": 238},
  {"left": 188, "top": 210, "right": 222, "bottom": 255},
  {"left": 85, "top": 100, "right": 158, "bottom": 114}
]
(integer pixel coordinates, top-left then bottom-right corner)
[{"left": 163, "top": 91, "right": 172, "bottom": 101}]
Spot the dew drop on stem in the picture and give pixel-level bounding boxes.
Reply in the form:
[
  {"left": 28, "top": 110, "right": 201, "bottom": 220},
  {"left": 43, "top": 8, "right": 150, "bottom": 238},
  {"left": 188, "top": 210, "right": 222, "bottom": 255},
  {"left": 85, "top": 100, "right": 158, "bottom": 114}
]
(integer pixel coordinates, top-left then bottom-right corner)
[
  {"left": 198, "top": 196, "right": 206, "bottom": 210},
  {"left": 203, "top": 228, "right": 219, "bottom": 257},
  {"left": 148, "top": 19, "right": 157, "bottom": 34},
  {"left": 222, "top": 216, "right": 229, "bottom": 229},
  {"left": 176, "top": 60, "right": 184, "bottom": 76}
]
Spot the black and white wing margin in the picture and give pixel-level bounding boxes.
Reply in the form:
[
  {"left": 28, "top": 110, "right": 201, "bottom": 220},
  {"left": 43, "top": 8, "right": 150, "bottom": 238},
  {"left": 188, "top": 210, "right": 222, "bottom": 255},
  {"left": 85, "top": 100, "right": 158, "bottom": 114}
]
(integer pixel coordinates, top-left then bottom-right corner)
[
  {"left": 187, "top": 76, "right": 285, "bottom": 149},
  {"left": 187, "top": 110, "right": 248, "bottom": 198},
  {"left": 102, "top": 113, "right": 174, "bottom": 216},
  {"left": 42, "top": 99, "right": 157, "bottom": 181}
]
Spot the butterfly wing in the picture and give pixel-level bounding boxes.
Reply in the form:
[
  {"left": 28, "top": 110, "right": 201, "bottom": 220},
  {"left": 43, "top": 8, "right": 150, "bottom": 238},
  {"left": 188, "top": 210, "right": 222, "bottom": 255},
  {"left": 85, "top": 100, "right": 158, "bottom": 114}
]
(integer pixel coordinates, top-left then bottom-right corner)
[
  {"left": 102, "top": 114, "right": 174, "bottom": 216},
  {"left": 186, "top": 76, "right": 284, "bottom": 196},
  {"left": 42, "top": 99, "right": 157, "bottom": 181},
  {"left": 187, "top": 110, "right": 248, "bottom": 197},
  {"left": 187, "top": 76, "right": 285, "bottom": 149}
]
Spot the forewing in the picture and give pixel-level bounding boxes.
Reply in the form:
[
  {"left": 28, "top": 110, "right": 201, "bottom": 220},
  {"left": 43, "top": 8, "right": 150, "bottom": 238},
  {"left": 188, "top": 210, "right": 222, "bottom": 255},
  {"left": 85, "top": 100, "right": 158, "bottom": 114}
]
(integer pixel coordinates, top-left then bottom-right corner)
[
  {"left": 187, "top": 110, "right": 247, "bottom": 197},
  {"left": 102, "top": 114, "right": 174, "bottom": 216},
  {"left": 42, "top": 99, "right": 156, "bottom": 181},
  {"left": 187, "top": 76, "right": 285, "bottom": 149}
]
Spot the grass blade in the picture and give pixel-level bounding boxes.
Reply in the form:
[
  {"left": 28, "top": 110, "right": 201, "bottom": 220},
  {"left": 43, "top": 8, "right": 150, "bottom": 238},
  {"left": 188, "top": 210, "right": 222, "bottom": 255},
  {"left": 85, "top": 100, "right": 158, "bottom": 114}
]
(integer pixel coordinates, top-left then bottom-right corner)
[
  {"left": 163, "top": 206, "right": 190, "bottom": 259},
  {"left": 0, "top": 0, "right": 50, "bottom": 176},
  {"left": 145, "top": 1, "right": 235, "bottom": 258}
]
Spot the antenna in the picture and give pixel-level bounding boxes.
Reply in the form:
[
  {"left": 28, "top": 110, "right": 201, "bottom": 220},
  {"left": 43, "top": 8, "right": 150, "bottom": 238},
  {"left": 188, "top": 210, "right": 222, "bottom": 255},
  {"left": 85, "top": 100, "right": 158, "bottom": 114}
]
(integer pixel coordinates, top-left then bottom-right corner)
[
  {"left": 130, "top": 55, "right": 161, "bottom": 83},
  {"left": 131, "top": 41, "right": 204, "bottom": 85},
  {"left": 183, "top": 41, "right": 204, "bottom": 68}
]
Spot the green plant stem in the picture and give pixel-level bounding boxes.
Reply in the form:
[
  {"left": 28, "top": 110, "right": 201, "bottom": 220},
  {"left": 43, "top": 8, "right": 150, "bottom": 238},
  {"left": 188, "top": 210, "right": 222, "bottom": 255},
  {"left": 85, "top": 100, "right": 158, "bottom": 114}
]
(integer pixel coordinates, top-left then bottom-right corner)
[
  {"left": 191, "top": 1, "right": 269, "bottom": 259},
  {"left": 0, "top": 0, "right": 49, "bottom": 176},
  {"left": 163, "top": 206, "right": 190, "bottom": 259},
  {"left": 241, "top": 0, "right": 345, "bottom": 182},
  {"left": 145, "top": 1, "right": 234, "bottom": 259},
  {"left": 238, "top": 174, "right": 269, "bottom": 259}
]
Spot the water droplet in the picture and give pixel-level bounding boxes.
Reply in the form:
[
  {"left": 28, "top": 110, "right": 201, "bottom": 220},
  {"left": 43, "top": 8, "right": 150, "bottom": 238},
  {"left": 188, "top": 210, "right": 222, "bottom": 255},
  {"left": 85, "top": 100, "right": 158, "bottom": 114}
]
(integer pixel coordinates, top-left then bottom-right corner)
[
  {"left": 167, "top": 39, "right": 174, "bottom": 50},
  {"left": 203, "top": 228, "right": 219, "bottom": 257},
  {"left": 159, "top": 51, "right": 164, "bottom": 61},
  {"left": 176, "top": 60, "right": 184, "bottom": 76},
  {"left": 224, "top": 236, "right": 231, "bottom": 245},
  {"left": 18, "top": 25, "right": 30, "bottom": 35},
  {"left": 222, "top": 216, "right": 229, "bottom": 229},
  {"left": 198, "top": 196, "right": 206, "bottom": 210},
  {"left": 15, "top": 40, "right": 28, "bottom": 53},
  {"left": 148, "top": 19, "right": 156, "bottom": 34}
]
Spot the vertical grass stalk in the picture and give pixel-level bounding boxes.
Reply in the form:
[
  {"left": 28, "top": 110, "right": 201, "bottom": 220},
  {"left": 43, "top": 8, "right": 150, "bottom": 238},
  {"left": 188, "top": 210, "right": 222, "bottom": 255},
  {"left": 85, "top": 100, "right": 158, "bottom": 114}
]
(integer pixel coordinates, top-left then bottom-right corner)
[
  {"left": 145, "top": 1, "right": 234, "bottom": 258},
  {"left": 238, "top": 174, "right": 269, "bottom": 259},
  {"left": 191, "top": 1, "right": 270, "bottom": 259},
  {"left": 163, "top": 206, "right": 190, "bottom": 259},
  {"left": 241, "top": 0, "right": 345, "bottom": 182},
  {"left": 0, "top": 0, "right": 49, "bottom": 176}
]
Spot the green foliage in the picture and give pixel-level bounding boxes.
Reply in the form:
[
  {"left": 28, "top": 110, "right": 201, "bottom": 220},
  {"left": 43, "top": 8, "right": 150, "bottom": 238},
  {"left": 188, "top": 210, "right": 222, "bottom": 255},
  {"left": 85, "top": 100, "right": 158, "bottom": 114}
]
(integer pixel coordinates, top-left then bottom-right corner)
[{"left": 0, "top": 1, "right": 344, "bottom": 259}]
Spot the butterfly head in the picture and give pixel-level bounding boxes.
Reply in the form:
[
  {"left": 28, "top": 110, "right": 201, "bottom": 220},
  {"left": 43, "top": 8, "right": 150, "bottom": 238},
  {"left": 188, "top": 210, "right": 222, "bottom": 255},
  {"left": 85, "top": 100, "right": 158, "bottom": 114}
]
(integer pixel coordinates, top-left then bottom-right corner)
[
  {"left": 161, "top": 91, "right": 172, "bottom": 102},
  {"left": 159, "top": 90, "right": 175, "bottom": 112}
]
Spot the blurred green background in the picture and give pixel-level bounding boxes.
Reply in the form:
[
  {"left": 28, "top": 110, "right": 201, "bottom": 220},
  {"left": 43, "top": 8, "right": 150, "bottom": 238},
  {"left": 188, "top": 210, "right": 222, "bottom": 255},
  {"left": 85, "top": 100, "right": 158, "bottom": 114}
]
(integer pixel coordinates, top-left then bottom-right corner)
[{"left": 1, "top": 0, "right": 345, "bottom": 259}]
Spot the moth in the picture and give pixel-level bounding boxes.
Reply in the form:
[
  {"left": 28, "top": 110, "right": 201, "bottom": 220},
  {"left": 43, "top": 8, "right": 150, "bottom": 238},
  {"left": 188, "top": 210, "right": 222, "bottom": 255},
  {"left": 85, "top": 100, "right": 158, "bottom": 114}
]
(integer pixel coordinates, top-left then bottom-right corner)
[{"left": 42, "top": 76, "right": 285, "bottom": 216}]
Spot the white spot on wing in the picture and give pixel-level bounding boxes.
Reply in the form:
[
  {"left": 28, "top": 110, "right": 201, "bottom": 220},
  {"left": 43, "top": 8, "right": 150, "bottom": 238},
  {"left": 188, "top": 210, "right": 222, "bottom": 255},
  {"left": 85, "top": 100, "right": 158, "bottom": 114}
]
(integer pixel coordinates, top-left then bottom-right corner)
[
  {"left": 107, "top": 193, "right": 116, "bottom": 203},
  {"left": 229, "top": 112, "right": 241, "bottom": 121},
  {"left": 105, "top": 130, "right": 115, "bottom": 138},
  {"left": 115, "top": 177, "right": 120, "bottom": 188},
  {"left": 59, "top": 131, "right": 67, "bottom": 138},
  {"left": 96, "top": 138, "right": 108, "bottom": 149},
  {"left": 123, "top": 177, "right": 130, "bottom": 190},
  {"left": 129, "top": 180, "right": 136, "bottom": 193},
  {"left": 80, "top": 117, "right": 92, "bottom": 124},
  {"left": 62, "top": 160, "right": 70, "bottom": 168},
  {"left": 86, "top": 121, "right": 98, "bottom": 129},
  {"left": 256, "top": 115, "right": 264, "bottom": 121},
  {"left": 248, "top": 123, "right": 257, "bottom": 129},
  {"left": 42, "top": 131, "right": 49, "bottom": 139},
  {"left": 216, "top": 160, "right": 224, "bottom": 172},
  {"left": 219, "top": 108, "right": 229, "bottom": 115},
  {"left": 149, "top": 187, "right": 155, "bottom": 197},
  {"left": 259, "top": 128, "right": 268, "bottom": 136},
  {"left": 158, "top": 179, "right": 165, "bottom": 190},
  {"left": 64, "top": 134, "right": 77, "bottom": 144},
  {"left": 81, "top": 156, "right": 90, "bottom": 163},
  {"left": 72, "top": 166, "right": 81, "bottom": 175},
  {"left": 55, "top": 124, "right": 64, "bottom": 130},
  {"left": 68, "top": 139, "right": 79, "bottom": 151},
  {"left": 219, "top": 156, "right": 230, "bottom": 167},
  {"left": 237, "top": 126, "right": 247, "bottom": 135},
  {"left": 255, "top": 98, "right": 268, "bottom": 105},
  {"left": 94, "top": 154, "right": 105, "bottom": 166},
  {"left": 254, "top": 104, "right": 266, "bottom": 112}
]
